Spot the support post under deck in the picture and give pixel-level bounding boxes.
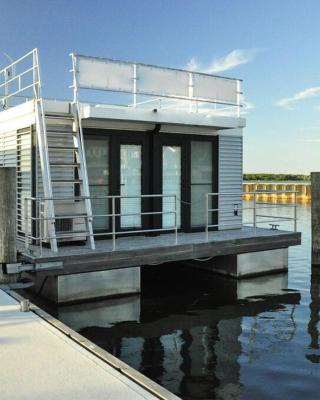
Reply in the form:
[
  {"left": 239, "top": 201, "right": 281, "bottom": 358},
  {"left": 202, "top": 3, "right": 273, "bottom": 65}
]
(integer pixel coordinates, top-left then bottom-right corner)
[{"left": 0, "top": 168, "right": 18, "bottom": 284}]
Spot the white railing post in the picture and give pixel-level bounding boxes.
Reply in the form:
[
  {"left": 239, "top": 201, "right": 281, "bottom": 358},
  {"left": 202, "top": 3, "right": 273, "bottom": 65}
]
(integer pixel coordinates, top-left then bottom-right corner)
[
  {"left": 112, "top": 197, "right": 116, "bottom": 251},
  {"left": 236, "top": 80, "right": 241, "bottom": 118},
  {"left": 40, "top": 201, "right": 43, "bottom": 258},
  {"left": 24, "top": 197, "right": 29, "bottom": 251},
  {"left": 3, "top": 68, "right": 9, "bottom": 109},
  {"left": 189, "top": 72, "right": 194, "bottom": 112},
  {"left": 174, "top": 195, "right": 178, "bottom": 244},
  {"left": 205, "top": 193, "right": 209, "bottom": 241},
  {"left": 133, "top": 64, "right": 137, "bottom": 107}
]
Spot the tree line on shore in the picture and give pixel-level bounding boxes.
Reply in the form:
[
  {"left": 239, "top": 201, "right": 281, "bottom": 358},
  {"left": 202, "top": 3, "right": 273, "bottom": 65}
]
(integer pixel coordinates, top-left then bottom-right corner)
[{"left": 244, "top": 174, "right": 310, "bottom": 181}]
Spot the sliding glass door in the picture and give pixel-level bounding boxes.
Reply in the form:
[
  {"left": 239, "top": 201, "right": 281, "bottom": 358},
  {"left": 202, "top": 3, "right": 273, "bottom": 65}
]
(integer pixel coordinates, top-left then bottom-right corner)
[
  {"left": 155, "top": 134, "right": 216, "bottom": 232},
  {"left": 120, "top": 144, "right": 142, "bottom": 229},
  {"left": 162, "top": 145, "right": 181, "bottom": 228},
  {"left": 191, "top": 141, "right": 213, "bottom": 227},
  {"left": 86, "top": 137, "right": 109, "bottom": 231}
]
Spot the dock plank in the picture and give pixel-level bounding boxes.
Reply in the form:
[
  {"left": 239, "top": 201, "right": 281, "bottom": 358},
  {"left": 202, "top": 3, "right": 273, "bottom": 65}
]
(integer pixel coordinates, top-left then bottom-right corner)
[{"left": 0, "top": 289, "right": 180, "bottom": 400}]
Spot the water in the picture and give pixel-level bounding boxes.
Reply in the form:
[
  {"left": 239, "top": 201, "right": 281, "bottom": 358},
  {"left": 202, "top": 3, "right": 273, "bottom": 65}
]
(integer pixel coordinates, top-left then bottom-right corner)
[{"left": 32, "top": 202, "right": 320, "bottom": 400}]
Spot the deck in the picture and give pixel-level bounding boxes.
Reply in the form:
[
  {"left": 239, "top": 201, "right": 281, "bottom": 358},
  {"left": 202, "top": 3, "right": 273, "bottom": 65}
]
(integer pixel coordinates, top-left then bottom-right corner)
[
  {"left": 0, "top": 289, "right": 179, "bottom": 400},
  {"left": 19, "top": 227, "right": 301, "bottom": 275}
]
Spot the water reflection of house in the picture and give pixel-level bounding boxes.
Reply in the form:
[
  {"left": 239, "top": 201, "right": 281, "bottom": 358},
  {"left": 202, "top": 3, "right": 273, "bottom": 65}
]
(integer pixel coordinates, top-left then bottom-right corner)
[{"left": 57, "top": 269, "right": 301, "bottom": 399}]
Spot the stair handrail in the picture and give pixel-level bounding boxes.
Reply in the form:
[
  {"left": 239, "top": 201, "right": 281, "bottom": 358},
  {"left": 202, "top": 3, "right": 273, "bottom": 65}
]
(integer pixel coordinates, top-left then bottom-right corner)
[
  {"left": 32, "top": 49, "right": 58, "bottom": 252},
  {"left": 70, "top": 53, "right": 95, "bottom": 250}
]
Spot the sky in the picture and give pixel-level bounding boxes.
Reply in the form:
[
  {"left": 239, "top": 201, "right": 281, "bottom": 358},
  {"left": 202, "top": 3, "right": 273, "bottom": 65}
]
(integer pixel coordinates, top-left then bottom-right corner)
[{"left": 0, "top": 0, "right": 320, "bottom": 174}]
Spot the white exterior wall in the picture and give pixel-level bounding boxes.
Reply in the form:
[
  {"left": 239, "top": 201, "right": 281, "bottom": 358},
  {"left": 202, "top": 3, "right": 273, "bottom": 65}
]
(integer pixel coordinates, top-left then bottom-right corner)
[
  {"left": 0, "top": 129, "right": 17, "bottom": 167},
  {"left": 0, "top": 126, "right": 32, "bottom": 237},
  {"left": 218, "top": 130, "right": 243, "bottom": 229}
]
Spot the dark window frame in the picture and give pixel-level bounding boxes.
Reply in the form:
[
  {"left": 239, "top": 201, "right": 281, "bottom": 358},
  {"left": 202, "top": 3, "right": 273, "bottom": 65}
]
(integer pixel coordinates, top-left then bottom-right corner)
[{"left": 83, "top": 128, "right": 218, "bottom": 236}]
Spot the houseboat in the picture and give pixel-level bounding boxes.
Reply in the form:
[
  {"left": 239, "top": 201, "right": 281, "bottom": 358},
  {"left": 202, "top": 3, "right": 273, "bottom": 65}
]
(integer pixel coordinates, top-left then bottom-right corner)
[{"left": 0, "top": 49, "right": 300, "bottom": 303}]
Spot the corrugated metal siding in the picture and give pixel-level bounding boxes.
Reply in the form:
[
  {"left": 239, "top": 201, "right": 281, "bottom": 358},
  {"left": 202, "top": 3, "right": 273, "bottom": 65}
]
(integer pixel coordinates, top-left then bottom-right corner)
[
  {"left": 17, "top": 128, "right": 32, "bottom": 237},
  {"left": 0, "top": 126, "right": 32, "bottom": 237},
  {"left": 218, "top": 134, "right": 243, "bottom": 229},
  {"left": 0, "top": 129, "right": 17, "bottom": 167}
]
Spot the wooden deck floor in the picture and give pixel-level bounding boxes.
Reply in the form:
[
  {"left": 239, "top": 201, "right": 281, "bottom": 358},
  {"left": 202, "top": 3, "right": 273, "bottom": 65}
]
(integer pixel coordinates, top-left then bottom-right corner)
[{"left": 19, "top": 227, "right": 301, "bottom": 275}]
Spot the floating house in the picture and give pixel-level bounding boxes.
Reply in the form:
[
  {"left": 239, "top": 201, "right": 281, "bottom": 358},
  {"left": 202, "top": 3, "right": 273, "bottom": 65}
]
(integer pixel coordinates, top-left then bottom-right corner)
[{"left": 0, "top": 49, "right": 300, "bottom": 303}]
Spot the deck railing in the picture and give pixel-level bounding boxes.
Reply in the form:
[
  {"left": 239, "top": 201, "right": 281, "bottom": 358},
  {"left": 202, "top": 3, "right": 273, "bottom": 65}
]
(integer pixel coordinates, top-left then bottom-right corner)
[
  {"left": 23, "top": 194, "right": 178, "bottom": 256},
  {"left": 22, "top": 190, "right": 298, "bottom": 256},
  {"left": 205, "top": 190, "right": 298, "bottom": 241},
  {"left": 70, "top": 53, "right": 242, "bottom": 117},
  {"left": 0, "top": 49, "right": 41, "bottom": 109}
]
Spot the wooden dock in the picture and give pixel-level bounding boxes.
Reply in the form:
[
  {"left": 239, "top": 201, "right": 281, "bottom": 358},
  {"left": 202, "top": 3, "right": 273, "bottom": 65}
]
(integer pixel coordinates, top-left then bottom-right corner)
[
  {"left": 0, "top": 289, "right": 179, "bottom": 400},
  {"left": 19, "top": 227, "right": 301, "bottom": 275}
]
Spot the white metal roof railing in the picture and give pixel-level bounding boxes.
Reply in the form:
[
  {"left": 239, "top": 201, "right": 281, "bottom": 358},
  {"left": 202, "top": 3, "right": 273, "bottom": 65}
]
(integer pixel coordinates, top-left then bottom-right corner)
[
  {"left": 70, "top": 54, "right": 242, "bottom": 117},
  {"left": 0, "top": 49, "right": 41, "bottom": 109}
]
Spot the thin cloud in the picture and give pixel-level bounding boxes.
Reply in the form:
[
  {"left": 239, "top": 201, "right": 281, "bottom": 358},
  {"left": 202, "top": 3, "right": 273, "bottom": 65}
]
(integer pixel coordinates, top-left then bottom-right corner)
[
  {"left": 297, "top": 138, "right": 320, "bottom": 143},
  {"left": 298, "top": 126, "right": 320, "bottom": 133},
  {"left": 186, "top": 48, "right": 259, "bottom": 74},
  {"left": 185, "top": 50, "right": 257, "bottom": 115},
  {"left": 276, "top": 86, "right": 320, "bottom": 110}
]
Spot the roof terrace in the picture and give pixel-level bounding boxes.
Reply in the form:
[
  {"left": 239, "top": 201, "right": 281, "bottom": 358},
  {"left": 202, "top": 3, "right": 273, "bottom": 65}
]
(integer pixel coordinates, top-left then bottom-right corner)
[{"left": 0, "top": 49, "right": 244, "bottom": 129}]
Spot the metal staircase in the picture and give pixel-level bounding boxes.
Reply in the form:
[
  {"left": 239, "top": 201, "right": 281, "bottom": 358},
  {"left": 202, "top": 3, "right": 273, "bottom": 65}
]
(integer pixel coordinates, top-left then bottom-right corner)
[
  {"left": 0, "top": 48, "right": 95, "bottom": 252},
  {"left": 43, "top": 108, "right": 95, "bottom": 251},
  {"left": 33, "top": 49, "right": 95, "bottom": 251}
]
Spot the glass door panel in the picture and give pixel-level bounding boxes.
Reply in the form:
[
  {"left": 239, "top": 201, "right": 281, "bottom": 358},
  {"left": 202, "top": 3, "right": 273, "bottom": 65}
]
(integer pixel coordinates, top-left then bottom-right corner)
[
  {"left": 86, "top": 138, "right": 109, "bottom": 231},
  {"left": 162, "top": 146, "right": 181, "bottom": 228},
  {"left": 120, "top": 144, "right": 142, "bottom": 228},
  {"left": 191, "top": 141, "right": 213, "bottom": 226}
]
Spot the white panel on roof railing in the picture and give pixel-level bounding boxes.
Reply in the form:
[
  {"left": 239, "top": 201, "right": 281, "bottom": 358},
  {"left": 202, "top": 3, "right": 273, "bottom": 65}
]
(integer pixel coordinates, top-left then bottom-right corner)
[
  {"left": 77, "top": 57, "right": 133, "bottom": 92},
  {"left": 137, "top": 64, "right": 189, "bottom": 98},
  {"left": 193, "top": 74, "right": 237, "bottom": 104}
]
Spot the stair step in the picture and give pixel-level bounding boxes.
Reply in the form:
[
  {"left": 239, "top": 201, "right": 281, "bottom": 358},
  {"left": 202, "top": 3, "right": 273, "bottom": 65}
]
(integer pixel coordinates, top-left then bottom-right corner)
[
  {"left": 52, "top": 179, "right": 82, "bottom": 184},
  {"left": 50, "top": 197, "right": 88, "bottom": 201},
  {"left": 47, "top": 133, "right": 77, "bottom": 136},
  {"left": 51, "top": 163, "right": 80, "bottom": 167},
  {"left": 55, "top": 231, "right": 89, "bottom": 238},
  {"left": 48, "top": 146, "right": 78, "bottom": 150},
  {"left": 45, "top": 113, "right": 73, "bottom": 120},
  {"left": 55, "top": 213, "right": 90, "bottom": 219}
]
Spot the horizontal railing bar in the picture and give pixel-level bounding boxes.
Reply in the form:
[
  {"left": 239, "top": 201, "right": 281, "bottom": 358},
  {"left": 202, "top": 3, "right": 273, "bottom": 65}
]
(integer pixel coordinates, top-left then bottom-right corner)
[
  {"left": 256, "top": 214, "right": 297, "bottom": 220},
  {"left": 27, "top": 209, "right": 176, "bottom": 221},
  {"left": 256, "top": 219, "right": 293, "bottom": 224},
  {"left": 26, "top": 191, "right": 298, "bottom": 203},
  {"left": 255, "top": 202, "right": 296, "bottom": 207},
  {"left": 1, "top": 82, "right": 39, "bottom": 101},
  {"left": 207, "top": 222, "right": 242, "bottom": 228},
  {"left": 132, "top": 97, "right": 162, "bottom": 106},
  {"left": 24, "top": 194, "right": 176, "bottom": 201},
  {"left": 78, "top": 85, "right": 240, "bottom": 107},
  {"left": 0, "top": 66, "right": 36, "bottom": 89},
  {"left": 110, "top": 227, "right": 177, "bottom": 236},
  {"left": 25, "top": 227, "right": 177, "bottom": 242},
  {"left": 0, "top": 49, "right": 36, "bottom": 75},
  {"left": 254, "top": 205, "right": 296, "bottom": 210},
  {"left": 245, "top": 190, "right": 298, "bottom": 194},
  {"left": 207, "top": 193, "right": 242, "bottom": 196}
]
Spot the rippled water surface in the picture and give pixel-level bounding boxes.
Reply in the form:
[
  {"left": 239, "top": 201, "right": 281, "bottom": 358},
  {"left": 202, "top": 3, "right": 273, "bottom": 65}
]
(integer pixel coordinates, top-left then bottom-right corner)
[{"left": 38, "top": 203, "right": 320, "bottom": 399}]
